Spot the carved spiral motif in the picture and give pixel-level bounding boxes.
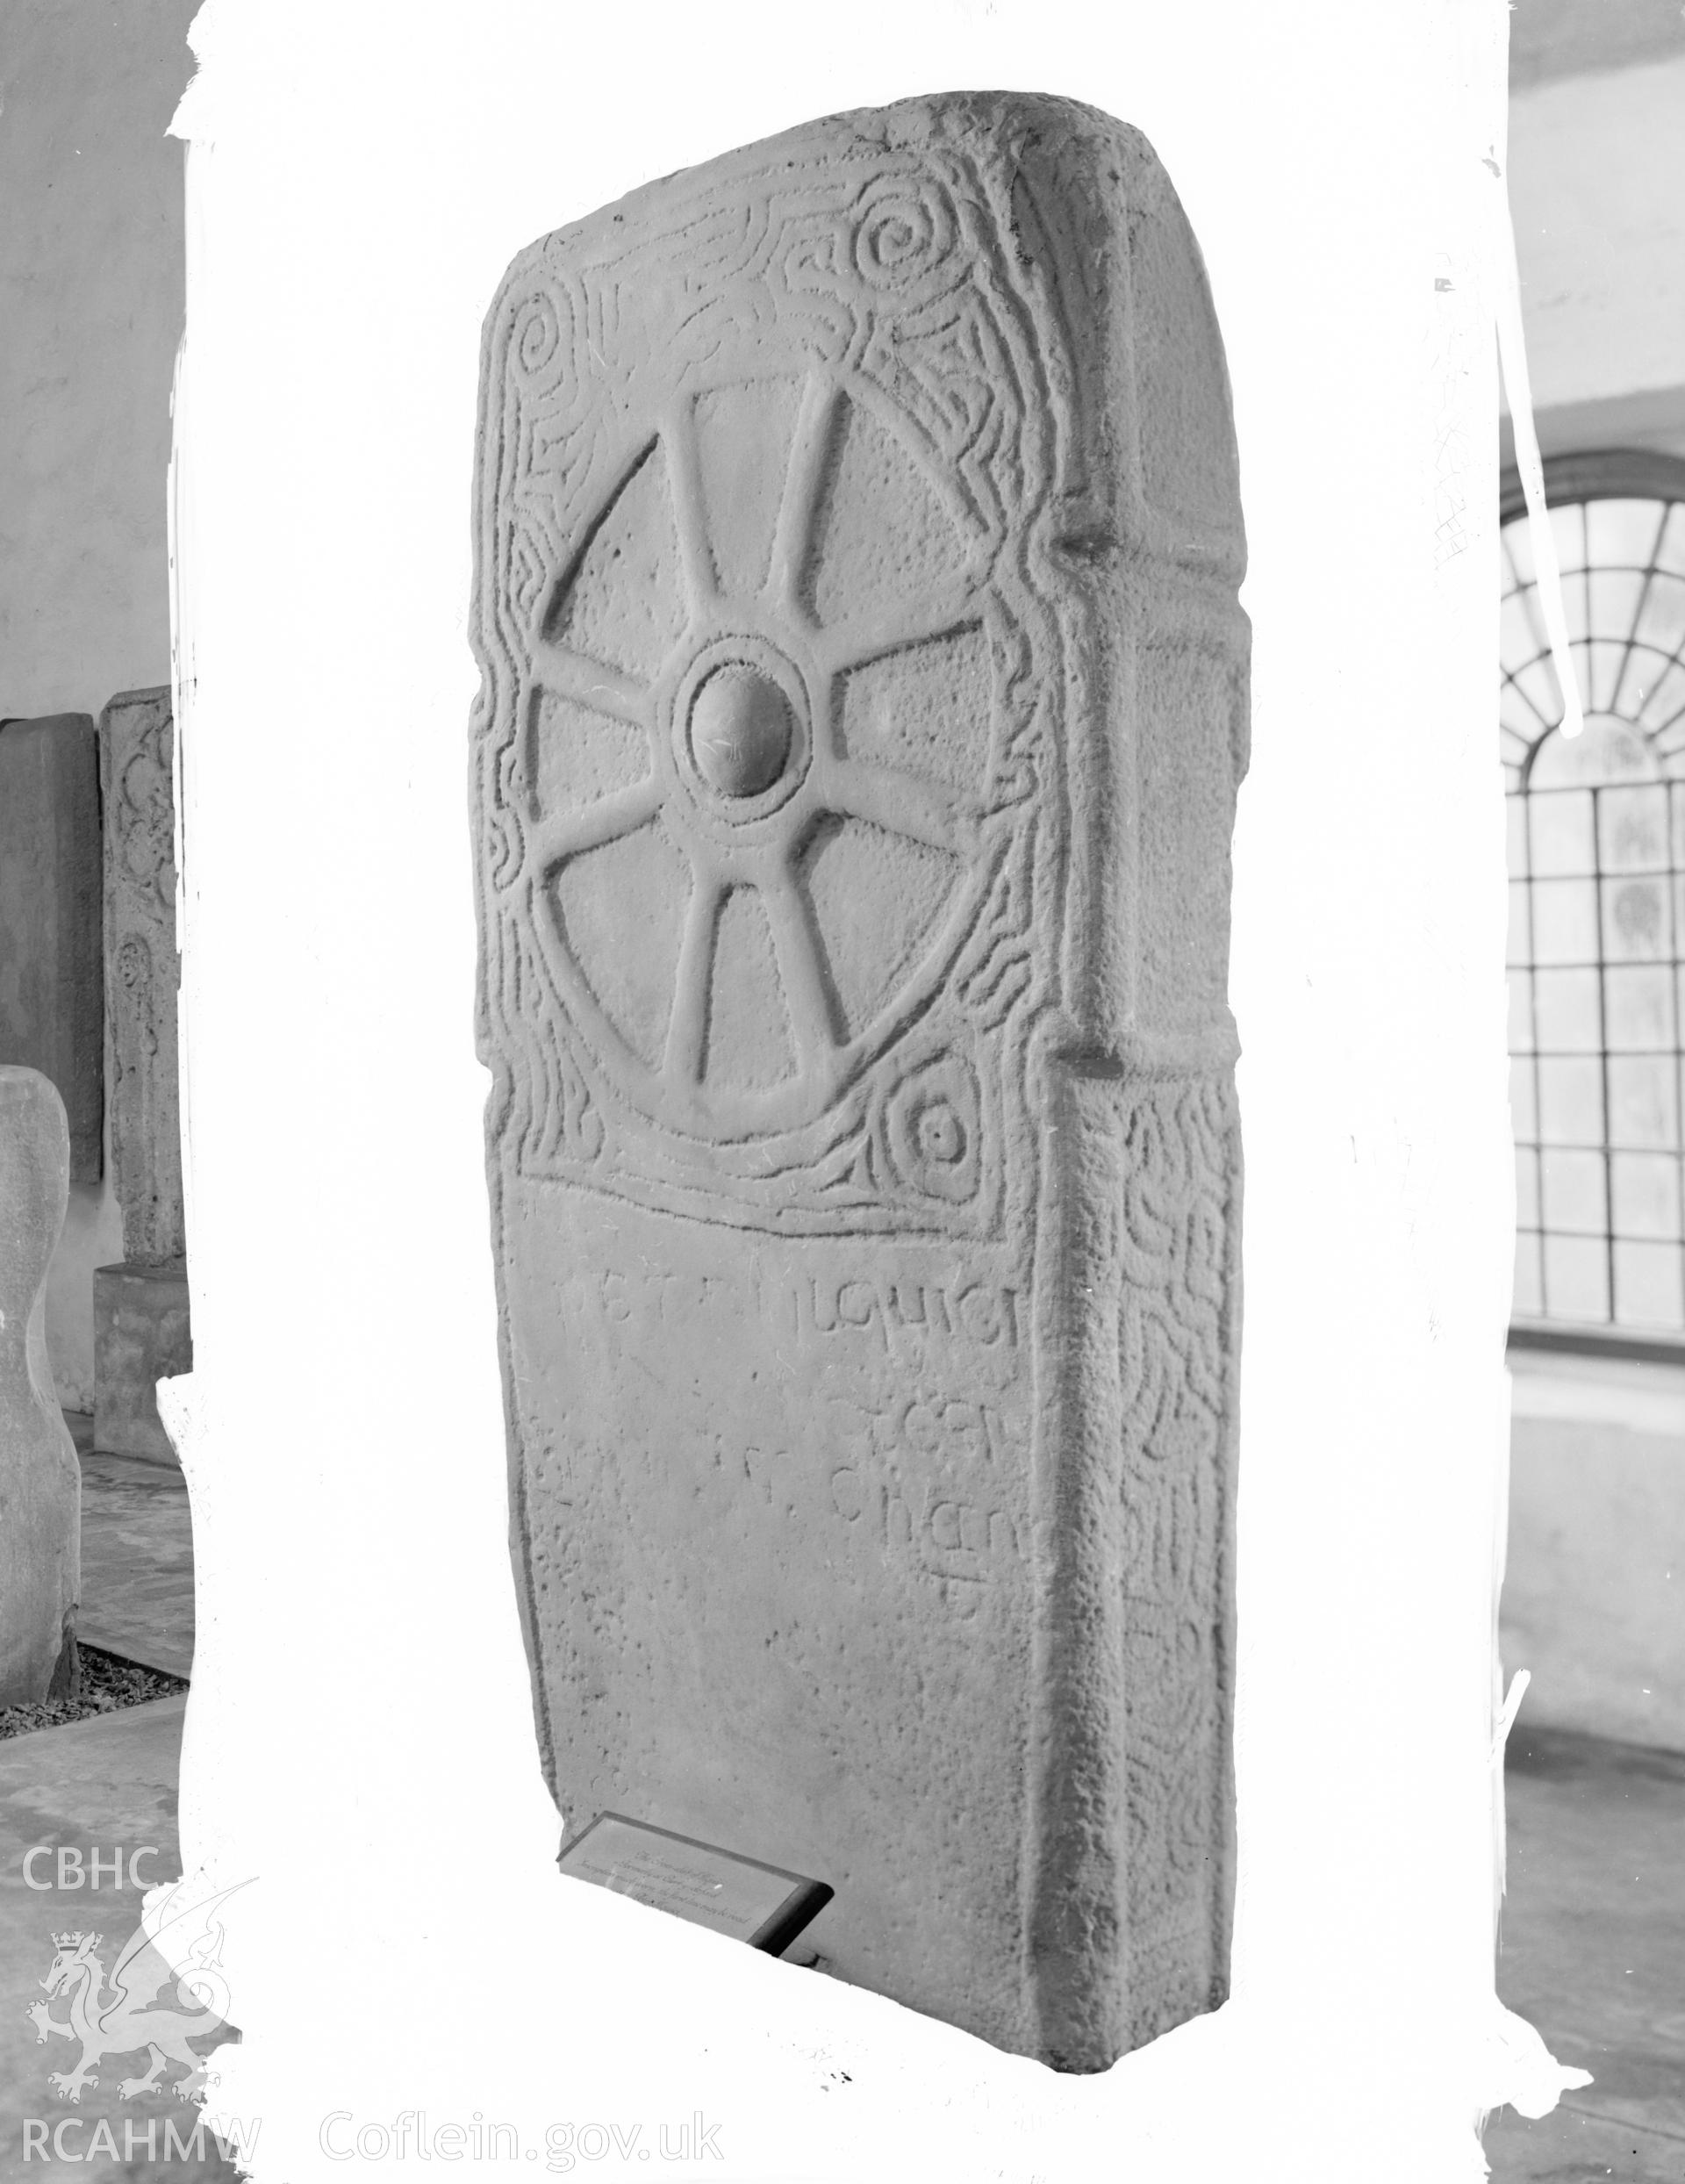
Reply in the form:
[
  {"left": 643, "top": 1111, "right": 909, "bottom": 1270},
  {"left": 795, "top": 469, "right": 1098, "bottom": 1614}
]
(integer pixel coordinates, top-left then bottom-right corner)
[
  {"left": 878, "top": 1052, "right": 981, "bottom": 1204},
  {"left": 116, "top": 935, "right": 151, "bottom": 994},
  {"left": 1165, "top": 1760, "right": 1212, "bottom": 1877},
  {"left": 512, "top": 287, "right": 566, "bottom": 390},
  {"left": 114, "top": 937, "right": 159, "bottom": 1060},
  {"left": 851, "top": 176, "right": 958, "bottom": 293},
  {"left": 118, "top": 743, "right": 173, "bottom": 899}
]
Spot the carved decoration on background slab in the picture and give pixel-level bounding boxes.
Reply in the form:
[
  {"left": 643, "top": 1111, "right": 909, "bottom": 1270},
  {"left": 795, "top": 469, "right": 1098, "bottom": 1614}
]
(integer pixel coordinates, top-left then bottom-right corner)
[
  {"left": 101, "top": 687, "right": 184, "bottom": 1268},
  {"left": 471, "top": 92, "right": 1248, "bottom": 2071},
  {"left": 94, "top": 690, "right": 191, "bottom": 1469}
]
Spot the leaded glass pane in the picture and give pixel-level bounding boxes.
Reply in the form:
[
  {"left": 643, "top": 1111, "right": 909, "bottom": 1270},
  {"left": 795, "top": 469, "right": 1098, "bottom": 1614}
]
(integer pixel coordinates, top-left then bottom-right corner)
[
  {"left": 1608, "top": 1053, "right": 1678, "bottom": 1148},
  {"left": 1599, "top": 783, "right": 1668, "bottom": 872},
  {"left": 1543, "top": 1232, "right": 1608, "bottom": 1321},
  {"left": 1507, "top": 795, "right": 1530, "bottom": 874},
  {"left": 1541, "top": 1147, "right": 1606, "bottom": 1234},
  {"left": 1603, "top": 873, "right": 1669, "bottom": 959},
  {"left": 1515, "top": 1146, "right": 1541, "bottom": 1228},
  {"left": 1528, "top": 790, "right": 1594, "bottom": 874},
  {"left": 1659, "top": 505, "right": 1685, "bottom": 579},
  {"left": 1506, "top": 880, "right": 1531, "bottom": 967},
  {"left": 1605, "top": 964, "right": 1673, "bottom": 1051},
  {"left": 1512, "top": 656, "right": 1566, "bottom": 735},
  {"left": 1530, "top": 718, "right": 1653, "bottom": 787},
  {"left": 1531, "top": 877, "right": 1599, "bottom": 964},
  {"left": 1614, "top": 1239, "right": 1684, "bottom": 1327},
  {"left": 1617, "top": 645, "right": 1677, "bottom": 725},
  {"left": 1635, "top": 571, "right": 1685, "bottom": 658},
  {"left": 1513, "top": 1231, "right": 1544, "bottom": 1318},
  {"left": 1587, "top": 635, "right": 1632, "bottom": 715},
  {"left": 1531, "top": 966, "right": 1600, "bottom": 1052},
  {"left": 1508, "top": 970, "right": 1535, "bottom": 1052},
  {"left": 1610, "top": 1151, "right": 1680, "bottom": 1240},
  {"left": 1501, "top": 587, "right": 1545, "bottom": 667},
  {"left": 1509, "top": 1055, "right": 1538, "bottom": 1142},
  {"left": 1537, "top": 1055, "right": 1603, "bottom": 1145},
  {"left": 1639, "top": 657, "right": 1685, "bottom": 736}
]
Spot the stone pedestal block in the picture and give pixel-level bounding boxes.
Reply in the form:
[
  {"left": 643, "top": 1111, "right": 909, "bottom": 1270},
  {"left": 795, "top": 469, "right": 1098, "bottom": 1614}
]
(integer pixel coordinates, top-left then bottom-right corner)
[
  {"left": 0, "top": 715, "right": 103, "bottom": 1182},
  {"left": 100, "top": 687, "right": 184, "bottom": 1266},
  {"left": 93, "top": 1261, "right": 191, "bottom": 1466},
  {"left": 0, "top": 1068, "right": 82, "bottom": 1705},
  {"left": 470, "top": 94, "right": 1246, "bottom": 2069}
]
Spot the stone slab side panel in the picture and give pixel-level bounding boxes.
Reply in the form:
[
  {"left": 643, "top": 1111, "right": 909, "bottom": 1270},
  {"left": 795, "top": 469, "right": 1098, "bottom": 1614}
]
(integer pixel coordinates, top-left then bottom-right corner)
[
  {"left": 1116, "top": 1075, "right": 1240, "bottom": 2046},
  {"left": 99, "top": 687, "right": 185, "bottom": 1267},
  {"left": 0, "top": 715, "right": 103, "bottom": 1182},
  {"left": 470, "top": 92, "right": 1247, "bottom": 2070},
  {"left": 92, "top": 1262, "right": 191, "bottom": 1467},
  {"left": 0, "top": 1068, "right": 82, "bottom": 1705}
]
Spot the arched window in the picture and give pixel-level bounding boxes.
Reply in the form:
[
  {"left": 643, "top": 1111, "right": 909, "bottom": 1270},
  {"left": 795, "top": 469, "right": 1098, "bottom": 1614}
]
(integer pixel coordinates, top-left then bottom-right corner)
[{"left": 1502, "top": 452, "right": 1685, "bottom": 1337}]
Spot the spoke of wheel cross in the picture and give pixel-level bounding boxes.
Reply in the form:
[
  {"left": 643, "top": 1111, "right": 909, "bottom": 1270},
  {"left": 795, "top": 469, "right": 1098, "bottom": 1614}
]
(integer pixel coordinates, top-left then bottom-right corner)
[
  {"left": 663, "top": 872, "right": 726, "bottom": 1086},
  {"left": 763, "top": 877, "right": 838, "bottom": 1065},
  {"left": 663, "top": 397, "right": 720, "bottom": 617},
  {"left": 813, "top": 578, "right": 986, "bottom": 679},
  {"left": 766, "top": 376, "right": 842, "bottom": 618},
  {"left": 527, "top": 778, "right": 663, "bottom": 874},
  {"left": 822, "top": 761, "right": 972, "bottom": 857},
  {"left": 529, "top": 638, "right": 654, "bottom": 729}
]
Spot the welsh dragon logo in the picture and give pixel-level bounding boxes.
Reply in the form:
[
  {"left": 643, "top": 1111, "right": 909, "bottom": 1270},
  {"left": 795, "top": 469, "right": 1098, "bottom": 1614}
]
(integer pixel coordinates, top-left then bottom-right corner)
[{"left": 25, "top": 1875, "right": 247, "bottom": 2104}]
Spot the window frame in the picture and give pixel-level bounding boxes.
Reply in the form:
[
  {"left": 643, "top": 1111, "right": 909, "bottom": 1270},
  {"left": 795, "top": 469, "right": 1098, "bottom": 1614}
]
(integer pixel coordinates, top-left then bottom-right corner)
[{"left": 1502, "top": 447, "right": 1685, "bottom": 1364}]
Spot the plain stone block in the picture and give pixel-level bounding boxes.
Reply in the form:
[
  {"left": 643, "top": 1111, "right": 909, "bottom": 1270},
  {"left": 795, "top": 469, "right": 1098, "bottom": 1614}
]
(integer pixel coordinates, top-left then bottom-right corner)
[
  {"left": 0, "top": 715, "right": 103, "bottom": 1182},
  {"left": 470, "top": 92, "right": 1246, "bottom": 2069},
  {"left": 100, "top": 686, "right": 184, "bottom": 1266},
  {"left": 0, "top": 1067, "right": 81, "bottom": 1705},
  {"left": 93, "top": 1261, "right": 190, "bottom": 1466}
]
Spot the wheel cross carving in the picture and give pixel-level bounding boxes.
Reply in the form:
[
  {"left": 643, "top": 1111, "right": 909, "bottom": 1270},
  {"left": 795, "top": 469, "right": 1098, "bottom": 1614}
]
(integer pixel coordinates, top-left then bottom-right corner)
[{"left": 522, "top": 370, "right": 993, "bottom": 1141}]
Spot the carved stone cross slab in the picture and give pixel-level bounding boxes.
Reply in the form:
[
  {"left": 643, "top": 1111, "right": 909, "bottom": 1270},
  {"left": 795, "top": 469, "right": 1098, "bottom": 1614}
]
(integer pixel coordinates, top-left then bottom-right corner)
[
  {"left": 101, "top": 686, "right": 185, "bottom": 1271},
  {"left": 470, "top": 92, "right": 1247, "bottom": 2070},
  {"left": 93, "top": 686, "right": 191, "bottom": 1469}
]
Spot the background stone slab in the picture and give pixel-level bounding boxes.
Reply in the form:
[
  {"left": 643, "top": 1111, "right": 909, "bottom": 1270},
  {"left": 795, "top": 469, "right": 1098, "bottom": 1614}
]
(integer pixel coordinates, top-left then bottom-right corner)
[
  {"left": 0, "top": 1068, "right": 82, "bottom": 1706},
  {"left": 92, "top": 1263, "right": 190, "bottom": 1469},
  {"left": 0, "top": 716, "right": 103, "bottom": 1183},
  {"left": 99, "top": 686, "right": 183, "bottom": 1268}
]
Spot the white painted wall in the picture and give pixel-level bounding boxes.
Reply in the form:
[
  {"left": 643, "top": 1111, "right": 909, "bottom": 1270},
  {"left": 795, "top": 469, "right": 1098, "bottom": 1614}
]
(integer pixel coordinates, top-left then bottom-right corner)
[
  {"left": 1506, "top": 50, "right": 1685, "bottom": 459},
  {"left": 1506, "top": 1354, "right": 1685, "bottom": 1749},
  {"left": 0, "top": 0, "right": 197, "bottom": 1407}
]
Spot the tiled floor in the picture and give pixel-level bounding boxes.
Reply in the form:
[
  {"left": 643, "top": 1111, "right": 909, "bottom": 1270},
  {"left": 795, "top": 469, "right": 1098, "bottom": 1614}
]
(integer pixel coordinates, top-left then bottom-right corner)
[
  {"left": 0, "top": 1700, "right": 239, "bottom": 2180},
  {"left": 1483, "top": 1728, "right": 1685, "bottom": 2181},
  {"left": 12, "top": 1420, "right": 1679, "bottom": 2178},
  {"left": 1, "top": 1421, "right": 217, "bottom": 2174},
  {"left": 4, "top": 1706, "right": 1674, "bottom": 2180}
]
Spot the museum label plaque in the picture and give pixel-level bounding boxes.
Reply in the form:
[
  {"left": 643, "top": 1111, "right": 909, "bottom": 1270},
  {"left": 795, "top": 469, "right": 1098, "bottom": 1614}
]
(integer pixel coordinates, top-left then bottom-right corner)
[{"left": 557, "top": 1813, "right": 834, "bottom": 1957}]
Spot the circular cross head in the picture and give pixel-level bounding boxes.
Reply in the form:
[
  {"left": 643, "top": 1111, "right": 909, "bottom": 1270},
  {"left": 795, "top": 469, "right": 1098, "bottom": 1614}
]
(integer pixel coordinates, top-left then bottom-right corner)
[{"left": 688, "top": 662, "right": 795, "bottom": 801}]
